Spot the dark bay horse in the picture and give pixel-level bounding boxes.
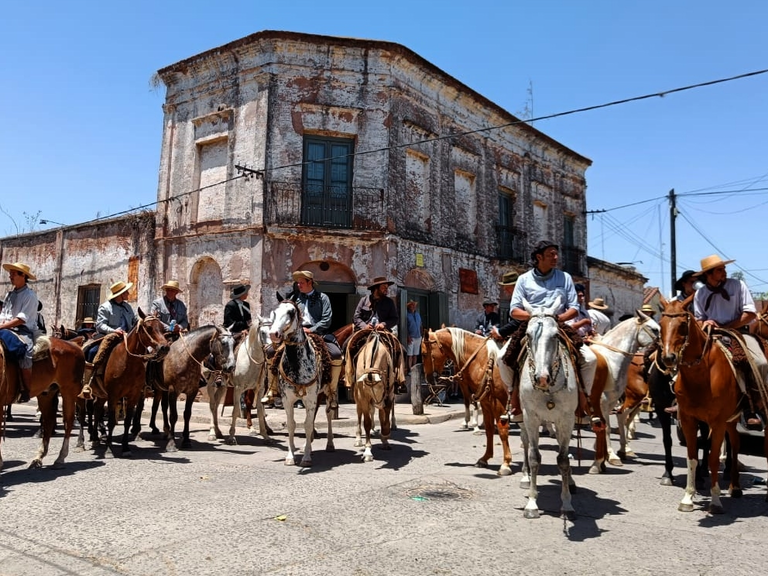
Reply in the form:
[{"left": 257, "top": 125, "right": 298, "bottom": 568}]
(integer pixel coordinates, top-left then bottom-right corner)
[
  {"left": 422, "top": 327, "right": 512, "bottom": 475},
  {"left": 153, "top": 325, "right": 235, "bottom": 451},
  {"left": 659, "top": 295, "right": 765, "bottom": 512},
  {"left": 1, "top": 336, "right": 85, "bottom": 471},
  {"left": 89, "top": 310, "right": 170, "bottom": 456}
]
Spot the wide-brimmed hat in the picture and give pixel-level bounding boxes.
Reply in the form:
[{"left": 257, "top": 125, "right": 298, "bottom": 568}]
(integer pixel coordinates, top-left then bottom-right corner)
[
  {"left": 588, "top": 297, "right": 609, "bottom": 310},
  {"left": 641, "top": 303, "right": 655, "bottom": 314},
  {"left": 231, "top": 283, "right": 251, "bottom": 298},
  {"left": 531, "top": 240, "right": 558, "bottom": 263},
  {"left": 368, "top": 276, "right": 395, "bottom": 290},
  {"left": 406, "top": 299, "right": 418, "bottom": 306},
  {"left": 108, "top": 281, "right": 133, "bottom": 300},
  {"left": 83, "top": 317, "right": 95, "bottom": 324},
  {"left": 674, "top": 270, "right": 697, "bottom": 292},
  {"left": 482, "top": 300, "right": 498, "bottom": 307},
  {"left": 498, "top": 271, "right": 519, "bottom": 286},
  {"left": 2, "top": 262, "right": 37, "bottom": 281},
  {"left": 694, "top": 255, "right": 735, "bottom": 276},
  {"left": 161, "top": 280, "right": 182, "bottom": 292},
  {"left": 292, "top": 270, "right": 314, "bottom": 282}
]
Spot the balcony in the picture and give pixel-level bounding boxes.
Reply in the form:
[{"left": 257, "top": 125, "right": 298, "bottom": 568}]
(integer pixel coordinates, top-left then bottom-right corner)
[
  {"left": 266, "top": 182, "right": 387, "bottom": 231},
  {"left": 495, "top": 225, "right": 528, "bottom": 262}
]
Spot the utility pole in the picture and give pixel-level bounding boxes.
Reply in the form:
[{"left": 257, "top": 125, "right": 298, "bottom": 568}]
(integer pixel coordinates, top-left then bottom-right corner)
[{"left": 669, "top": 188, "right": 677, "bottom": 291}]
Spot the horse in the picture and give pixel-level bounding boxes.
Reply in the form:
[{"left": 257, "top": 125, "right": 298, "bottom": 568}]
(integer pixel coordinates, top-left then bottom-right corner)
[
  {"left": 658, "top": 295, "right": 766, "bottom": 512},
  {"left": 142, "top": 325, "right": 235, "bottom": 451},
  {"left": 422, "top": 327, "right": 512, "bottom": 475},
  {"left": 205, "top": 320, "right": 270, "bottom": 445},
  {"left": 582, "top": 312, "right": 660, "bottom": 474},
  {"left": 0, "top": 336, "right": 85, "bottom": 471},
  {"left": 88, "top": 310, "right": 170, "bottom": 456},
  {"left": 346, "top": 329, "right": 397, "bottom": 462},
  {"left": 501, "top": 299, "right": 579, "bottom": 519},
  {"left": 267, "top": 299, "right": 335, "bottom": 467},
  {"left": 619, "top": 352, "right": 648, "bottom": 446}
]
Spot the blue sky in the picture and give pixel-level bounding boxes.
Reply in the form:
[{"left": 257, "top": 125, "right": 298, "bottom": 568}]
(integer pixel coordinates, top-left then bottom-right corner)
[{"left": 1, "top": 1, "right": 766, "bottom": 295}]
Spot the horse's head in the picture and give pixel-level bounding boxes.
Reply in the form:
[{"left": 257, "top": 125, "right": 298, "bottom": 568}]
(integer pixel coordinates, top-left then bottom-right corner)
[
  {"left": 210, "top": 326, "right": 236, "bottom": 373},
  {"left": 524, "top": 299, "right": 561, "bottom": 390},
  {"left": 268, "top": 300, "right": 302, "bottom": 345},
  {"left": 421, "top": 328, "right": 448, "bottom": 386},
  {"left": 137, "top": 308, "right": 171, "bottom": 359},
  {"left": 658, "top": 295, "right": 695, "bottom": 371},
  {"left": 634, "top": 310, "right": 661, "bottom": 348}
]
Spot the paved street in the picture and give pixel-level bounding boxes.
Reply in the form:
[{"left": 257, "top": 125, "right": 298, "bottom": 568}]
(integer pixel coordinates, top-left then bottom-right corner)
[{"left": 0, "top": 399, "right": 766, "bottom": 576}]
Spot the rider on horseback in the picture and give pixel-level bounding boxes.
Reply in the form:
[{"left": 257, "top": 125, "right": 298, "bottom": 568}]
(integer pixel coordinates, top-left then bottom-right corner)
[
  {"left": 80, "top": 280, "right": 137, "bottom": 399},
  {"left": 150, "top": 280, "right": 189, "bottom": 335},
  {"left": 0, "top": 262, "right": 39, "bottom": 403},
  {"left": 692, "top": 254, "right": 766, "bottom": 431}
]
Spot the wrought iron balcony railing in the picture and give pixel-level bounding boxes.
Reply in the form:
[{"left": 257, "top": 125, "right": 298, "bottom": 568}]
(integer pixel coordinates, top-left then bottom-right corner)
[
  {"left": 495, "top": 225, "right": 528, "bottom": 262},
  {"left": 561, "top": 245, "right": 585, "bottom": 276}
]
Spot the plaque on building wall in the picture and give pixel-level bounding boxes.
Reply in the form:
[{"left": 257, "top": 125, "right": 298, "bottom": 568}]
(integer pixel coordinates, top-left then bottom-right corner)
[
  {"left": 459, "top": 268, "right": 479, "bottom": 294},
  {"left": 415, "top": 253, "right": 424, "bottom": 267}
]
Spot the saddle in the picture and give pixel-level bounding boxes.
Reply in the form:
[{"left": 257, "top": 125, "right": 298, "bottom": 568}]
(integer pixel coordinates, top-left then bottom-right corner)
[
  {"left": 710, "top": 328, "right": 765, "bottom": 412},
  {"left": 346, "top": 328, "right": 406, "bottom": 385},
  {"left": 269, "top": 333, "right": 332, "bottom": 389}
]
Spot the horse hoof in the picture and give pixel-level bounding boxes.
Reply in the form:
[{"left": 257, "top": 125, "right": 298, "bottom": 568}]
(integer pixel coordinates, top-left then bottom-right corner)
[
  {"left": 354, "top": 440, "right": 363, "bottom": 448},
  {"left": 523, "top": 508, "right": 540, "bottom": 519},
  {"left": 561, "top": 510, "right": 576, "bottom": 521},
  {"left": 608, "top": 457, "right": 623, "bottom": 466},
  {"left": 588, "top": 465, "right": 601, "bottom": 475},
  {"left": 660, "top": 477, "right": 674, "bottom": 487},
  {"left": 299, "top": 460, "right": 313, "bottom": 468},
  {"left": 363, "top": 455, "right": 374, "bottom": 463},
  {"left": 520, "top": 480, "right": 530, "bottom": 490},
  {"left": 624, "top": 450, "right": 636, "bottom": 459},
  {"left": 207, "top": 434, "right": 218, "bottom": 442},
  {"left": 326, "top": 444, "right": 335, "bottom": 452},
  {"left": 460, "top": 423, "right": 469, "bottom": 431},
  {"left": 474, "top": 459, "right": 488, "bottom": 469},
  {"left": 678, "top": 503, "right": 694, "bottom": 512},
  {"left": 730, "top": 487, "right": 743, "bottom": 499},
  {"left": 497, "top": 466, "right": 513, "bottom": 477},
  {"left": 225, "top": 437, "right": 237, "bottom": 446},
  {"left": 28, "top": 460, "right": 43, "bottom": 469},
  {"left": 285, "top": 458, "right": 295, "bottom": 466},
  {"left": 709, "top": 504, "right": 725, "bottom": 515},
  {"left": 166, "top": 444, "right": 178, "bottom": 453},
  {"left": 472, "top": 430, "right": 484, "bottom": 436}
]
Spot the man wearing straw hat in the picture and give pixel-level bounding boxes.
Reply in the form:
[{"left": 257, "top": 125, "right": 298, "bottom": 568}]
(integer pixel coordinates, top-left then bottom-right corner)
[
  {"left": 353, "top": 276, "right": 399, "bottom": 333},
  {"left": 693, "top": 254, "right": 766, "bottom": 430},
  {"left": 587, "top": 296, "right": 611, "bottom": 336},
  {"left": 151, "top": 280, "right": 189, "bottom": 334},
  {"left": 0, "top": 262, "right": 39, "bottom": 402}
]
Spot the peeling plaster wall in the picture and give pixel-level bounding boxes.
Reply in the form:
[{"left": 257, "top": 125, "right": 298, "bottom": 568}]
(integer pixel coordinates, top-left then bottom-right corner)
[{"left": 587, "top": 256, "right": 647, "bottom": 323}]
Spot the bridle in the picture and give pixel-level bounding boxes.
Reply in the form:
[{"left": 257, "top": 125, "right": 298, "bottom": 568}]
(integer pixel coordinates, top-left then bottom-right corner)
[
  {"left": 659, "top": 309, "right": 709, "bottom": 371},
  {"left": 274, "top": 300, "right": 319, "bottom": 388},
  {"left": 525, "top": 312, "right": 568, "bottom": 393},
  {"left": 588, "top": 318, "right": 659, "bottom": 357},
  {"left": 123, "top": 316, "right": 168, "bottom": 360}
]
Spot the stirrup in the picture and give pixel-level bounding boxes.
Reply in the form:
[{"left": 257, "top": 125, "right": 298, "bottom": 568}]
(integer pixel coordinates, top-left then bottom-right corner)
[{"left": 78, "top": 385, "right": 92, "bottom": 400}]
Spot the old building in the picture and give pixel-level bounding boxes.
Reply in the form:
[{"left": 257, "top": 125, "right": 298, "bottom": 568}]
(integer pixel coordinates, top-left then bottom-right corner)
[
  {"left": 586, "top": 256, "right": 648, "bottom": 325},
  {"left": 1, "top": 30, "right": 592, "bottom": 335}
]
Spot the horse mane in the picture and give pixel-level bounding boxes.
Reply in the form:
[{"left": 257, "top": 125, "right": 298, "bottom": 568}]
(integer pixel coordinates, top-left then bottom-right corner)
[
  {"left": 32, "top": 335, "right": 52, "bottom": 361},
  {"left": 446, "top": 327, "right": 467, "bottom": 364}
]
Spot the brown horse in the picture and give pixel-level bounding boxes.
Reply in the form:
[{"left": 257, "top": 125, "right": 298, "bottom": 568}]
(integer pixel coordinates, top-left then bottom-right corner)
[
  {"left": 659, "top": 295, "right": 767, "bottom": 512},
  {"left": 0, "top": 336, "right": 85, "bottom": 471},
  {"left": 89, "top": 311, "right": 170, "bottom": 456},
  {"left": 422, "top": 327, "right": 512, "bottom": 476}
]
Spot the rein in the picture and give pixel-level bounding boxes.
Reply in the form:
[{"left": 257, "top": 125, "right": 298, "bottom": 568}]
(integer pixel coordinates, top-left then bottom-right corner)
[
  {"left": 660, "top": 310, "right": 710, "bottom": 369},
  {"left": 122, "top": 317, "right": 167, "bottom": 361}
]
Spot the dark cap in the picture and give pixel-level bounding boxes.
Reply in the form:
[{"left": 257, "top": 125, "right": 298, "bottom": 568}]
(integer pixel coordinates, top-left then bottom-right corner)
[
  {"left": 531, "top": 240, "right": 558, "bottom": 263},
  {"left": 231, "top": 283, "right": 251, "bottom": 298},
  {"left": 482, "top": 300, "right": 498, "bottom": 307},
  {"left": 674, "top": 270, "right": 696, "bottom": 292},
  {"left": 574, "top": 283, "right": 585, "bottom": 294}
]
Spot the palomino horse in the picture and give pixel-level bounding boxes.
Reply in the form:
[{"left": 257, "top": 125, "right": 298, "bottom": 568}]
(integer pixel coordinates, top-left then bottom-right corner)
[
  {"left": 89, "top": 310, "right": 170, "bottom": 456},
  {"left": 659, "top": 295, "right": 766, "bottom": 512},
  {"left": 346, "top": 329, "right": 397, "bottom": 462},
  {"left": 268, "top": 300, "right": 336, "bottom": 467},
  {"left": 0, "top": 336, "right": 85, "bottom": 471},
  {"left": 503, "top": 299, "right": 579, "bottom": 519},
  {"left": 149, "top": 325, "right": 235, "bottom": 451},
  {"left": 206, "top": 320, "right": 270, "bottom": 445},
  {"left": 582, "top": 312, "right": 660, "bottom": 474},
  {"left": 423, "top": 327, "right": 512, "bottom": 476}
]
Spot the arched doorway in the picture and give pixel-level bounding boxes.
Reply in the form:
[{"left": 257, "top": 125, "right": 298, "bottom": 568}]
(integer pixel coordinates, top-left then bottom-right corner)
[{"left": 189, "top": 257, "right": 224, "bottom": 329}]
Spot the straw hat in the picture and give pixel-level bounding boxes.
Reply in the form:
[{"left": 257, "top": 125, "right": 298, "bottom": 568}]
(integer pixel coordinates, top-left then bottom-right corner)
[
  {"left": 231, "top": 283, "right": 251, "bottom": 298},
  {"left": 641, "top": 303, "right": 655, "bottom": 314},
  {"left": 695, "top": 255, "right": 735, "bottom": 276},
  {"left": 407, "top": 299, "right": 418, "bottom": 306},
  {"left": 588, "top": 297, "right": 609, "bottom": 310},
  {"left": 498, "top": 271, "right": 519, "bottom": 286},
  {"left": 368, "top": 276, "right": 395, "bottom": 290},
  {"left": 83, "top": 317, "right": 95, "bottom": 324},
  {"left": 2, "top": 262, "right": 37, "bottom": 281},
  {"left": 108, "top": 281, "right": 133, "bottom": 300},
  {"left": 161, "top": 280, "right": 182, "bottom": 292},
  {"left": 292, "top": 270, "right": 314, "bottom": 282}
]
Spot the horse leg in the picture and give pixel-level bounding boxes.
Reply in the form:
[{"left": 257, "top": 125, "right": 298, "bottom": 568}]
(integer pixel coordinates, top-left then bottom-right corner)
[
  {"left": 555, "top": 419, "right": 576, "bottom": 520},
  {"left": 378, "top": 396, "right": 391, "bottom": 451},
  {"left": 121, "top": 402, "right": 137, "bottom": 457},
  {"left": 181, "top": 395, "right": 195, "bottom": 449},
  {"left": 523, "top": 418, "right": 542, "bottom": 518},
  {"left": 283, "top": 390, "right": 297, "bottom": 466},
  {"left": 150, "top": 393, "right": 162, "bottom": 436},
  {"left": 165, "top": 392, "right": 179, "bottom": 452},
  {"left": 519, "top": 424, "right": 531, "bottom": 489},
  {"left": 475, "top": 402, "right": 495, "bottom": 469},
  {"left": 706, "top": 426, "right": 728, "bottom": 514},
  {"left": 325, "top": 392, "right": 335, "bottom": 453},
  {"left": 29, "top": 393, "right": 56, "bottom": 468},
  {"left": 363, "top": 402, "right": 375, "bottom": 462},
  {"left": 605, "top": 393, "right": 623, "bottom": 466},
  {"left": 623, "top": 405, "right": 641, "bottom": 457},
  {"left": 678, "top": 415, "right": 701, "bottom": 512},
  {"left": 726, "top": 422, "right": 742, "bottom": 499},
  {"left": 209, "top": 381, "right": 226, "bottom": 442},
  {"left": 130, "top": 393, "right": 145, "bottom": 440},
  {"left": 460, "top": 397, "right": 471, "bottom": 430},
  {"left": 298, "top": 392, "right": 316, "bottom": 467},
  {"left": 52, "top": 389, "right": 77, "bottom": 468},
  {"left": 354, "top": 389, "right": 364, "bottom": 448},
  {"left": 496, "top": 397, "right": 513, "bottom": 476},
  {"left": 615, "top": 410, "right": 630, "bottom": 460},
  {"left": 656, "top": 408, "right": 675, "bottom": 486},
  {"left": 472, "top": 401, "right": 483, "bottom": 435},
  {"left": 696, "top": 421, "right": 710, "bottom": 490},
  {"left": 74, "top": 397, "right": 86, "bottom": 452}
]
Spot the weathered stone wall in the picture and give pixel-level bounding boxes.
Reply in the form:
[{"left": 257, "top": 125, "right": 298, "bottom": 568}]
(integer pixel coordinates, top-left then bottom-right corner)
[{"left": 587, "top": 256, "right": 647, "bottom": 323}]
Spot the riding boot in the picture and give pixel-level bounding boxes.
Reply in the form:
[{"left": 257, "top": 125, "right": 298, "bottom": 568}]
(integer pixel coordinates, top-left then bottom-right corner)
[
  {"left": 329, "top": 359, "right": 343, "bottom": 409},
  {"left": 78, "top": 362, "right": 95, "bottom": 400},
  {"left": 261, "top": 369, "right": 280, "bottom": 404},
  {"left": 18, "top": 368, "right": 32, "bottom": 403}
]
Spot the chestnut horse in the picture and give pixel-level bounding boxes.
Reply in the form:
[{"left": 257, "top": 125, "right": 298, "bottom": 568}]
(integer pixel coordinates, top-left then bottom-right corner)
[
  {"left": 89, "top": 311, "right": 170, "bottom": 456},
  {"left": 0, "top": 336, "right": 85, "bottom": 471},
  {"left": 422, "top": 327, "right": 512, "bottom": 476},
  {"left": 659, "top": 295, "right": 767, "bottom": 512}
]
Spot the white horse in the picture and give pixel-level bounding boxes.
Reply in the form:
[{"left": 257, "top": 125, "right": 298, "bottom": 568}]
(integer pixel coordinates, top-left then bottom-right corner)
[
  {"left": 268, "top": 300, "right": 335, "bottom": 467},
  {"left": 582, "top": 312, "right": 659, "bottom": 474},
  {"left": 206, "top": 318, "right": 272, "bottom": 444},
  {"left": 499, "top": 298, "right": 579, "bottom": 519}
]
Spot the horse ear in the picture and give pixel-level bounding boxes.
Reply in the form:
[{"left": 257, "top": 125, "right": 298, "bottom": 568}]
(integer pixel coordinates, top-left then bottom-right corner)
[
  {"left": 682, "top": 293, "right": 694, "bottom": 309},
  {"left": 659, "top": 295, "right": 669, "bottom": 308},
  {"left": 138, "top": 307, "right": 146, "bottom": 319},
  {"left": 637, "top": 309, "right": 649, "bottom": 321},
  {"left": 276, "top": 291, "right": 285, "bottom": 302}
]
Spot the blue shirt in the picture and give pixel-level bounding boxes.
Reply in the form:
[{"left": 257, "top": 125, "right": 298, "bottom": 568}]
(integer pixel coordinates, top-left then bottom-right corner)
[
  {"left": 407, "top": 310, "right": 422, "bottom": 338},
  {"left": 510, "top": 268, "right": 578, "bottom": 314}
]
